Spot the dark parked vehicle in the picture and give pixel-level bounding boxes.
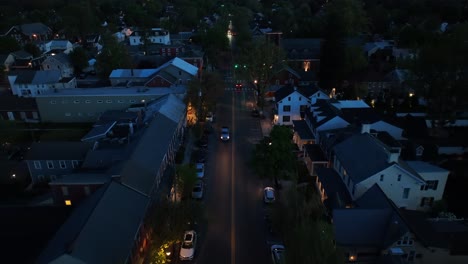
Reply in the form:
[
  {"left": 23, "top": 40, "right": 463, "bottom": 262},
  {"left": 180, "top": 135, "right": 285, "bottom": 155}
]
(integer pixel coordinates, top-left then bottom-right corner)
[{"left": 251, "top": 108, "right": 260, "bottom": 117}]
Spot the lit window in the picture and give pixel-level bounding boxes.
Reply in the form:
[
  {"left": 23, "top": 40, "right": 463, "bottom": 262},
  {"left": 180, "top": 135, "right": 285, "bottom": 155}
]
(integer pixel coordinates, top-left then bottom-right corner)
[{"left": 65, "top": 200, "right": 72, "bottom": 206}]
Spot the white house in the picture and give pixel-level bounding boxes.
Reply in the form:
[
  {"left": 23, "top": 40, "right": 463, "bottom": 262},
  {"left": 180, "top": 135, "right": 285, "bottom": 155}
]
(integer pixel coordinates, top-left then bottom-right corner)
[
  {"left": 332, "top": 127, "right": 449, "bottom": 211},
  {"left": 274, "top": 85, "right": 327, "bottom": 125},
  {"left": 38, "top": 40, "right": 74, "bottom": 55},
  {"left": 8, "top": 70, "right": 77, "bottom": 97},
  {"left": 129, "top": 28, "right": 171, "bottom": 46}
]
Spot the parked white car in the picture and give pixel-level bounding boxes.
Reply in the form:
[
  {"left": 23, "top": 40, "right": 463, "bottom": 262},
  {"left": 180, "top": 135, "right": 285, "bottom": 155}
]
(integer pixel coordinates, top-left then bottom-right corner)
[
  {"left": 196, "top": 163, "right": 205, "bottom": 178},
  {"left": 180, "top": 230, "right": 197, "bottom": 261},
  {"left": 264, "top": 187, "right": 276, "bottom": 204}
]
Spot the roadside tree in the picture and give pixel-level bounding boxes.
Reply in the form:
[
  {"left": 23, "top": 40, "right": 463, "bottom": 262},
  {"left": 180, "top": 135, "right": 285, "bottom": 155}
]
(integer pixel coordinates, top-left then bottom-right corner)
[{"left": 251, "top": 126, "right": 296, "bottom": 187}]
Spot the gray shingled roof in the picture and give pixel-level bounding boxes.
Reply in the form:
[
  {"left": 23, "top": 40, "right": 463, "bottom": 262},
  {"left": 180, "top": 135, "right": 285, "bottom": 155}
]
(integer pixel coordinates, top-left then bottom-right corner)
[
  {"left": 281, "top": 38, "right": 322, "bottom": 60},
  {"left": 333, "top": 133, "right": 392, "bottom": 183},
  {"left": 25, "top": 142, "right": 92, "bottom": 160},
  {"left": 19, "top": 23, "right": 51, "bottom": 35},
  {"left": 274, "top": 85, "right": 319, "bottom": 102},
  {"left": 292, "top": 120, "right": 314, "bottom": 140},
  {"left": 71, "top": 182, "right": 148, "bottom": 264},
  {"left": 316, "top": 167, "right": 352, "bottom": 209},
  {"left": 120, "top": 113, "right": 178, "bottom": 195},
  {"left": 334, "top": 207, "right": 408, "bottom": 249},
  {"left": 15, "top": 70, "right": 61, "bottom": 84}
]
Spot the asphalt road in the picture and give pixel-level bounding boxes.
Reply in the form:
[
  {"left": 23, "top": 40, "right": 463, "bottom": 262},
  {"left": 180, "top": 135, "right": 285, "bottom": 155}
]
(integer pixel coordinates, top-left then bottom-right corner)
[{"left": 192, "top": 88, "right": 272, "bottom": 264}]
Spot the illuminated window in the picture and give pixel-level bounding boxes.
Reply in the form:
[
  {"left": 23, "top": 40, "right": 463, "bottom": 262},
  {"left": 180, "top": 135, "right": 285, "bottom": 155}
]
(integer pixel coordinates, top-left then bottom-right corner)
[
  {"left": 303, "top": 61, "right": 310, "bottom": 72},
  {"left": 65, "top": 200, "right": 72, "bottom": 206}
]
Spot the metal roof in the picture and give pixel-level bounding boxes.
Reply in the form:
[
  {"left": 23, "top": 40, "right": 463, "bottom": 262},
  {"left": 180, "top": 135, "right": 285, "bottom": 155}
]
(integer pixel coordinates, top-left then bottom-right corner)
[
  {"left": 71, "top": 182, "right": 148, "bottom": 264},
  {"left": 120, "top": 113, "right": 178, "bottom": 195},
  {"left": 109, "top": 68, "right": 158, "bottom": 78}
]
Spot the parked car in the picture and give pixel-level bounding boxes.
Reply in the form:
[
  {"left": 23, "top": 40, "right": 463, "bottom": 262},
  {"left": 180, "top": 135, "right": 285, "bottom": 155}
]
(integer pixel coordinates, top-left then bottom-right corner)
[
  {"left": 194, "top": 149, "right": 207, "bottom": 163},
  {"left": 271, "top": 244, "right": 285, "bottom": 264},
  {"left": 196, "top": 163, "right": 205, "bottom": 178},
  {"left": 179, "top": 230, "right": 197, "bottom": 261},
  {"left": 263, "top": 187, "right": 276, "bottom": 203},
  {"left": 251, "top": 108, "right": 260, "bottom": 117},
  {"left": 220, "top": 126, "right": 230, "bottom": 141},
  {"left": 192, "top": 180, "right": 204, "bottom": 199}
]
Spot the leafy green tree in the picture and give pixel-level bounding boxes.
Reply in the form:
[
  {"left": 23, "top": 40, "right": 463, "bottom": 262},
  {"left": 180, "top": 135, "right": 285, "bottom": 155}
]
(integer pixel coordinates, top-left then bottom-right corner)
[
  {"left": 69, "top": 47, "right": 89, "bottom": 73},
  {"left": 59, "top": 1, "right": 100, "bottom": 38},
  {"left": 0, "top": 37, "right": 20, "bottom": 53},
  {"left": 95, "top": 33, "right": 132, "bottom": 78},
  {"left": 252, "top": 126, "right": 296, "bottom": 186}
]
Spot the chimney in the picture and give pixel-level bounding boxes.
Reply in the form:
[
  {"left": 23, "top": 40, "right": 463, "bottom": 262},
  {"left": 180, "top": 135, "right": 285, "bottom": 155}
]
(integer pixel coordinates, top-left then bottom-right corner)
[
  {"left": 361, "top": 123, "right": 370, "bottom": 134},
  {"left": 129, "top": 122, "right": 134, "bottom": 135},
  {"left": 387, "top": 147, "right": 401, "bottom": 163}
]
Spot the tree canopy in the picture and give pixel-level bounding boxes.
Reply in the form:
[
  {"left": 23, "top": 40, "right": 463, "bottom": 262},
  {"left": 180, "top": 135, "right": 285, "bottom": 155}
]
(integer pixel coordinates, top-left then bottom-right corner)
[
  {"left": 251, "top": 125, "right": 296, "bottom": 184},
  {"left": 95, "top": 33, "right": 132, "bottom": 78}
]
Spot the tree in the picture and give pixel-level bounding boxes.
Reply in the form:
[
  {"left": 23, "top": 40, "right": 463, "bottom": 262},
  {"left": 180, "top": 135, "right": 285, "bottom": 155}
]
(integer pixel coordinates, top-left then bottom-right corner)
[
  {"left": 237, "top": 39, "right": 285, "bottom": 110},
  {"left": 186, "top": 72, "right": 225, "bottom": 121},
  {"left": 68, "top": 47, "right": 89, "bottom": 73},
  {"left": 175, "top": 164, "right": 197, "bottom": 200},
  {"left": 0, "top": 37, "right": 20, "bottom": 53},
  {"left": 95, "top": 33, "right": 132, "bottom": 78},
  {"left": 251, "top": 126, "right": 296, "bottom": 187},
  {"left": 319, "top": 0, "right": 368, "bottom": 89},
  {"left": 407, "top": 23, "right": 468, "bottom": 128},
  {"left": 273, "top": 182, "right": 341, "bottom": 264},
  {"left": 23, "top": 43, "right": 41, "bottom": 58}
]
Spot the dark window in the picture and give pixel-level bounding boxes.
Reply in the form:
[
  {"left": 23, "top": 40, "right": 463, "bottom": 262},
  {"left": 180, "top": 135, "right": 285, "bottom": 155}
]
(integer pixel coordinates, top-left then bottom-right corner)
[
  {"left": 282, "top": 116, "right": 290, "bottom": 122},
  {"left": 283, "top": 105, "right": 291, "bottom": 112}
]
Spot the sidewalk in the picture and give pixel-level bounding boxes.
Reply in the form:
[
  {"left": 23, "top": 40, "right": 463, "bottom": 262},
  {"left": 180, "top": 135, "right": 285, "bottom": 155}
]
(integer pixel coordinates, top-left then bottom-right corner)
[{"left": 260, "top": 102, "right": 275, "bottom": 137}]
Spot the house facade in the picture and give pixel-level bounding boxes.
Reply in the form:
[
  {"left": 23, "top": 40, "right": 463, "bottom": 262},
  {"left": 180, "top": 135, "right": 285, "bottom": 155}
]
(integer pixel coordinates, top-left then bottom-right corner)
[
  {"left": 34, "top": 86, "right": 186, "bottom": 123},
  {"left": 332, "top": 130, "right": 449, "bottom": 211},
  {"left": 1, "top": 22, "right": 52, "bottom": 43},
  {"left": 24, "top": 142, "right": 92, "bottom": 184},
  {"left": 41, "top": 53, "right": 74, "bottom": 77},
  {"left": 0, "top": 95, "right": 40, "bottom": 122},
  {"left": 129, "top": 28, "right": 171, "bottom": 46},
  {"left": 8, "top": 70, "right": 77, "bottom": 97},
  {"left": 274, "top": 85, "right": 328, "bottom": 125}
]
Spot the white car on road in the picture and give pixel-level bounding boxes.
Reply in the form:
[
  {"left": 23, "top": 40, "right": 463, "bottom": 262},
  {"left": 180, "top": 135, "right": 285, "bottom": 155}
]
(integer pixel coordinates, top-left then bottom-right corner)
[{"left": 180, "top": 230, "right": 197, "bottom": 261}]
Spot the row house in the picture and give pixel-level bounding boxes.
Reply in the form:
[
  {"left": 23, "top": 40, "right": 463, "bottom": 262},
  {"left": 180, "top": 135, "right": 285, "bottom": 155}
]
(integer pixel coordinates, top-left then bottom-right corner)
[
  {"left": 1, "top": 22, "right": 52, "bottom": 43},
  {"left": 274, "top": 85, "right": 328, "bottom": 126},
  {"left": 109, "top": 57, "right": 199, "bottom": 87},
  {"left": 333, "top": 184, "right": 468, "bottom": 264},
  {"left": 23, "top": 141, "right": 92, "bottom": 184},
  {"left": 8, "top": 70, "right": 77, "bottom": 97},
  {"left": 129, "top": 28, "right": 171, "bottom": 46},
  {"left": 37, "top": 94, "right": 187, "bottom": 264},
  {"left": 0, "top": 95, "right": 40, "bottom": 122}
]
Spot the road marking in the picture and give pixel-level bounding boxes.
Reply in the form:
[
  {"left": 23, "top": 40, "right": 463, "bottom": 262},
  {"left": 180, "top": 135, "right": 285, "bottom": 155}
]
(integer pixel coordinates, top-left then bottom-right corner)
[{"left": 231, "top": 90, "right": 236, "bottom": 264}]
